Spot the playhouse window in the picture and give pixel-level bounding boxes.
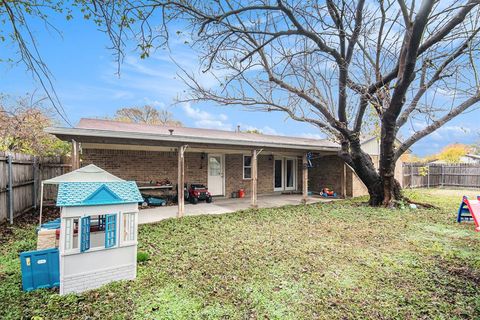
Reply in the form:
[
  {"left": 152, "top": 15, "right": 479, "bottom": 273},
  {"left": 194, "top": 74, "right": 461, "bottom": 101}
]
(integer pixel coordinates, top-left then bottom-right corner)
[
  {"left": 122, "top": 212, "right": 136, "bottom": 243},
  {"left": 243, "top": 155, "right": 252, "bottom": 179},
  {"left": 68, "top": 215, "right": 117, "bottom": 253},
  {"left": 80, "top": 216, "right": 91, "bottom": 252},
  {"left": 64, "top": 217, "right": 79, "bottom": 251},
  {"left": 82, "top": 215, "right": 107, "bottom": 251},
  {"left": 105, "top": 214, "right": 117, "bottom": 248}
]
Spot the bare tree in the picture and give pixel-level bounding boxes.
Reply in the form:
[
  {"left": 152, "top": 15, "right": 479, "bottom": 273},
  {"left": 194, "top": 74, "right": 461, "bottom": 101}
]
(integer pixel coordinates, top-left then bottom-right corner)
[
  {"left": 88, "top": 0, "right": 480, "bottom": 206},
  {"left": 113, "top": 105, "right": 182, "bottom": 126},
  {"left": 0, "top": 0, "right": 76, "bottom": 125},
  {"left": 0, "top": 93, "right": 70, "bottom": 156}
]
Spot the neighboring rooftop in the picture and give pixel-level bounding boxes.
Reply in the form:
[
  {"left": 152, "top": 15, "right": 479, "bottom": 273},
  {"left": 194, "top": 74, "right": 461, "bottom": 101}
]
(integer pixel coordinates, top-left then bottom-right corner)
[
  {"left": 46, "top": 118, "right": 339, "bottom": 152},
  {"left": 429, "top": 154, "right": 480, "bottom": 164},
  {"left": 466, "top": 154, "right": 480, "bottom": 160}
]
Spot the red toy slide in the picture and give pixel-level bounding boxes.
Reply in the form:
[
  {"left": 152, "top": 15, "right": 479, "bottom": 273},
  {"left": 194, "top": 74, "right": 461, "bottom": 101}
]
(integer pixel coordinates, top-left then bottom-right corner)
[{"left": 457, "top": 196, "right": 480, "bottom": 232}]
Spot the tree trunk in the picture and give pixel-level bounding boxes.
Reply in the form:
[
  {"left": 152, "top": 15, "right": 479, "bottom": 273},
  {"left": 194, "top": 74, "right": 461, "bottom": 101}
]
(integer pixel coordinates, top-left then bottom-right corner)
[
  {"left": 378, "top": 113, "right": 404, "bottom": 206},
  {"left": 344, "top": 135, "right": 403, "bottom": 206},
  {"left": 352, "top": 157, "right": 402, "bottom": 206}
]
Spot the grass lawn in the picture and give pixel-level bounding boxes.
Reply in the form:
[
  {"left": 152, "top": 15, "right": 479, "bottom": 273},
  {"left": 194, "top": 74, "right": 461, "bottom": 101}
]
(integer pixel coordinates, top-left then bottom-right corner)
[{"left": 1, "top": 188, "right": 479, "bottom": 319}]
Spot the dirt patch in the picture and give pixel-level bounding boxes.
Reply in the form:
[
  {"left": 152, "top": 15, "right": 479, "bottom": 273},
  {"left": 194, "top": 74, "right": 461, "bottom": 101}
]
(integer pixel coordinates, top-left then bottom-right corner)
[
  {"left": 431, "top": 256, "right": 480, "bottom": 299},
  {"left": 0, "top": 206, "right": 59, "bottom": 245},
  {"left": 446, "top": 265, "right": 480, "bottom": 286}
]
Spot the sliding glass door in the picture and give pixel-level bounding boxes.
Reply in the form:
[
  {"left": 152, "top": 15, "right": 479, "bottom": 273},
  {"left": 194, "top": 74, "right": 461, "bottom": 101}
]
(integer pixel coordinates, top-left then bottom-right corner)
[
  {"left": 274, "top": 158, "right": 283, "bottom": 191},
  {"left": 285, "top": 158, "right": 296, "bottom": 190}
]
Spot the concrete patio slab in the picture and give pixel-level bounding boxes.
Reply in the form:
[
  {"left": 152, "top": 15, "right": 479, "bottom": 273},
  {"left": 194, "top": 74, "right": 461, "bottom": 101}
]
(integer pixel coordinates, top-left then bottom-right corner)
[{"left": 138, "top": 194, "right": 336, "bottom": 225}]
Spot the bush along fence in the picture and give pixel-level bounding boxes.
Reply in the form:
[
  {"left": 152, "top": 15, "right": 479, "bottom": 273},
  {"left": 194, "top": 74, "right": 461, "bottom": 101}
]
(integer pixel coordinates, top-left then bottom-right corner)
[
  {"left": 402, "top": 162, "right": 480, "bottom": 189},
  {"left": 0, "top": 152, "right": 71, "bottom": 224}
]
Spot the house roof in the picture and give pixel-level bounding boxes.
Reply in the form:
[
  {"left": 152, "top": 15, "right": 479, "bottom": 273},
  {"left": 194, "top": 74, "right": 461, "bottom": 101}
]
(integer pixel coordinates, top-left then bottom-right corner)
[
  {"left": 360, "top": 135, "right": 412, "bottom": 153},
  {"left": 57, "top": 181, "right": 143, "bottom": 207},
  {"left": 466, "top": 154, "right": 480, "bottom": 160},
  {"left": 46, "top": 118, "right": 339, "bottom": 152},
  {"left": 44, "top": 164, "right": 124, "bottom": 185},
  {"left": 361, "top": 135, "right": 404, "bottom": 145}
]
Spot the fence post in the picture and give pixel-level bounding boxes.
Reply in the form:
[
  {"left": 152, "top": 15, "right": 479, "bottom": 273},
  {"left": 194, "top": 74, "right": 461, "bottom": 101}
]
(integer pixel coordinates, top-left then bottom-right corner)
[
  {"left": 33, "top": 156, "right": 37, "bottom": 209},
  {"left": 427, "top": 164, "right": 430, "bottom": 188},
  {"left": 441, "top": 164, "right": 445, "bottom": 188},
  {"left": 7, "top": 154, "right": 14, "bottom": 225},
  {"left": 410, "top": 163, "right": 414, "bottom": 188}
]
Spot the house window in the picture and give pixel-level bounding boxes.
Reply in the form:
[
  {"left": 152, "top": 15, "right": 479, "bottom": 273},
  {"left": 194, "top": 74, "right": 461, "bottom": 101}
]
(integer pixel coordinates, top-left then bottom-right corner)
[
  {"left": 105, "top": 214, "right": 117, "bottom": 248},
  {"left": 243, "top": 155, "right": 252, "bottom": 179},
  {"left": 122, "top": 212, "right": 136, "bottom": 243},
  {"left": 64, "top": 217, "right": 79, "bottom": 251}
]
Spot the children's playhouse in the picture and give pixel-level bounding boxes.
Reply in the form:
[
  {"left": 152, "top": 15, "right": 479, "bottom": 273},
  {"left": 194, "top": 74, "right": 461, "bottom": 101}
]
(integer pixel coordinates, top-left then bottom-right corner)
[{"left": 20, "top": 165, "right": 143, "bottom": 295}]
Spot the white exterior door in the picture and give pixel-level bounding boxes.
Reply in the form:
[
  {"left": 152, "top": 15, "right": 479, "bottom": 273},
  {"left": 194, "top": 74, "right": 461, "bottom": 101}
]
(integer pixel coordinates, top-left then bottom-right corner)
[
  {"left": 208, "top": 154, "right": 224, "bottom": 196},
  {"left": 273, "top": 157, "right": 297, "bottom": 191}
]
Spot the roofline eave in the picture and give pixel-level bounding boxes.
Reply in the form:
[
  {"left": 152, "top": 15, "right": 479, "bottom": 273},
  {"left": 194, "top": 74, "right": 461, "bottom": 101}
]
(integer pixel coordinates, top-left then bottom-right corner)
[{"left": 45, "top": 127, "right": 340, "bottom": 153}]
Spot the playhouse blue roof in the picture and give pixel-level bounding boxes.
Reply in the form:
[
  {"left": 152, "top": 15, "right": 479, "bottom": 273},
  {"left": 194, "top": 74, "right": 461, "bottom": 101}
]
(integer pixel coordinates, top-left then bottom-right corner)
[{"left": 56, "top": 181, "right": 143, "bottom": 207}]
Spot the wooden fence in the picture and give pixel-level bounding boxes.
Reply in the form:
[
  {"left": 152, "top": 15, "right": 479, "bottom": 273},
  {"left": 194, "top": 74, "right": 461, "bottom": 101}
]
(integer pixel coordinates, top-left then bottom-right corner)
[
  {"left": 403, "top": 163, "right": 480, "bottom": 188},
  {"left": 0, "top": 152, "right": 71, "bottom": 224}
]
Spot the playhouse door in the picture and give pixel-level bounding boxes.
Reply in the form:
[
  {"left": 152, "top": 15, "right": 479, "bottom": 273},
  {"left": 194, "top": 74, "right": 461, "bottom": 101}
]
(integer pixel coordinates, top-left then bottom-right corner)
[
  {"left": 20, "top": 248, "right": 60, "bottom": 291},
  {"left": 208, "top": 154, "right": 224, "bottom": 196}
]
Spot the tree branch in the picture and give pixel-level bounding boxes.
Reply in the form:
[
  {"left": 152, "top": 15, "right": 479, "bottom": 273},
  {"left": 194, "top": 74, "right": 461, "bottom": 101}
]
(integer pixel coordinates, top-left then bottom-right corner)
[
  {"left": 395, "top": 93, "right": 480, "bottom": 160},
  {"left": 385, "top": 0, "right": 435, "bottom": 120},
  {"left": 397, "top": 27, "right": 480, "bottom": 127},
  {"left": 367, "top": 0, "right": 480, "bottom": 95}
]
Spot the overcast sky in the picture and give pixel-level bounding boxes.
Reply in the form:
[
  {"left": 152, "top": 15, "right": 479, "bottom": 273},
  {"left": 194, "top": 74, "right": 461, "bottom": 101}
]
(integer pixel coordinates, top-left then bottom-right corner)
[{"left": 1, "top": 7, "right": 479, "bottom": 157}]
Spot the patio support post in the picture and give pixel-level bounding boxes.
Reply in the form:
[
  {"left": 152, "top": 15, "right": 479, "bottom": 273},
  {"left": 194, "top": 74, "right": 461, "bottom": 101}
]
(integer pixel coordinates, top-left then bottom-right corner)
[
  {"left": 177, "top": 145, "right": 187, "bottom": 218},
  {"left": 71, "top": 139, "right": 80, "bottom": 170},
  {"left": 302, "top": 153, "right": 308, "bottom": 204},
  {"left": 251, "top": 149, "right": 258, "bottom": 208}
]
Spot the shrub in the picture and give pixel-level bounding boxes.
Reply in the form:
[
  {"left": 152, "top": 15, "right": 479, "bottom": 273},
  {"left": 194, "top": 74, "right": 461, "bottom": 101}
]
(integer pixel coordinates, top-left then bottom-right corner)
[{"left": 137, "top": 251, "right": 150, "bottom": 263}]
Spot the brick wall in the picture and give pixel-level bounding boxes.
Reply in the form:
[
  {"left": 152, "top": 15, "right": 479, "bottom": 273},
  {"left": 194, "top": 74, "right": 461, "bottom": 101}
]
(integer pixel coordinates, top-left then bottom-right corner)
[
  {"left": 82, "top": 149, "right": 300, "bottom": 197},
  {"left": 308, "top": 154, "right": 405, "bottom": 199},
  {"left": 347, "top": 155, "right": 405, "bottom": 198},
  {"left": 82, "top": 149, "right": 208, "bottom": 185},
  {"left": 308, "top": 155, "right": 345, "bottom": 196},
  {"left": 61, "top": 264, "right": 135, "bottom": 294},
  {"left": 225, "top": 154, "right": 275, "bottom": 197},
  {"left": 347, "top": 169, "right": 369, "bottom": 197}
]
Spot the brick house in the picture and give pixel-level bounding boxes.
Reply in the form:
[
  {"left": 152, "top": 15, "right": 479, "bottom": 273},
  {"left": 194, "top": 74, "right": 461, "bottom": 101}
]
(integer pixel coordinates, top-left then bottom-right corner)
[{"left": 46, "top": 119, "right": 404, "bottom": 213}]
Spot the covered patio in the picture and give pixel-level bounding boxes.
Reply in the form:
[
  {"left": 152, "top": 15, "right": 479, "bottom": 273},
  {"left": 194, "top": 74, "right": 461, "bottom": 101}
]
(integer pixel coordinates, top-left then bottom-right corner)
[
  {"left": 46, "top": 118, "right": 345, "bottom": 220},
  {"left": 138, "top": 194, "right": 336, "bottom": 224}
]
